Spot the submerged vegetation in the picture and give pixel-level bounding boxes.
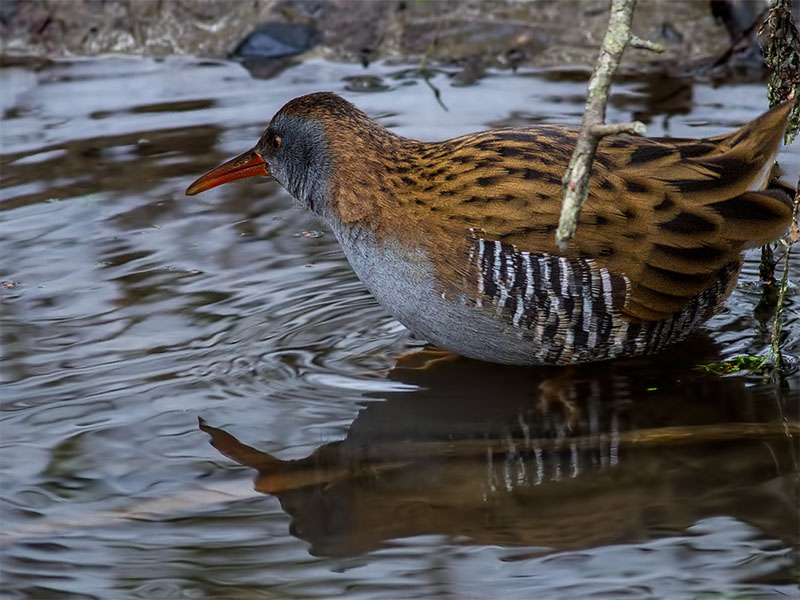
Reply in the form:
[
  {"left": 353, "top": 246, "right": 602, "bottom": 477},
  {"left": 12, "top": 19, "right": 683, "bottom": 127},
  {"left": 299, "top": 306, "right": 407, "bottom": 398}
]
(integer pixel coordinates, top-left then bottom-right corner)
[{"left": 696, "top": 355, "right": 772, "bottom": 376}]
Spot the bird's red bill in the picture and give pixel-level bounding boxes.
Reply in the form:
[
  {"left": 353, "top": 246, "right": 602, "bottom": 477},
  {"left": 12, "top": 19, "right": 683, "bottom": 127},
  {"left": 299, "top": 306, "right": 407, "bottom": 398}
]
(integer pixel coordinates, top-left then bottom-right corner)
[{"left": 185, "top": 148, "right": 270, "bottom": 196}]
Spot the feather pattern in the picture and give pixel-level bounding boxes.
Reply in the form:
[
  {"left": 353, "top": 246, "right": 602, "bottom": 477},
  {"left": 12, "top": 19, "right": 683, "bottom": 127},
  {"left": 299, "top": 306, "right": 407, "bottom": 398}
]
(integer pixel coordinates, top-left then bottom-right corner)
[
  {"left": 304, "top": 94, "right": 793, "bottom": 355},
  {"left": 188, "top": 93, "right": 796, "bottom": 364},
  {"left": 321, "top": 100, "right": 793, "bottom": 325}
]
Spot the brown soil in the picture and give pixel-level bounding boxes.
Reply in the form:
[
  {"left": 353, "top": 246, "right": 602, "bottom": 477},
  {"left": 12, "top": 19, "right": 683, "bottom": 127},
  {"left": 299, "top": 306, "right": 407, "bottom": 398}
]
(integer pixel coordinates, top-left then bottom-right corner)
[{"left": 1, "top": 0, "right": 734, "bottom": 70}]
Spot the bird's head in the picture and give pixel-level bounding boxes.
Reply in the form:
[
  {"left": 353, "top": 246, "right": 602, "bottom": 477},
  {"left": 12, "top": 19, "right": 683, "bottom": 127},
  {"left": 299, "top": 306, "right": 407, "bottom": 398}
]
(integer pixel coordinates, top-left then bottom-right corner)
[{"left": 186, "top": 92, "right": 383, "bottom": 220}]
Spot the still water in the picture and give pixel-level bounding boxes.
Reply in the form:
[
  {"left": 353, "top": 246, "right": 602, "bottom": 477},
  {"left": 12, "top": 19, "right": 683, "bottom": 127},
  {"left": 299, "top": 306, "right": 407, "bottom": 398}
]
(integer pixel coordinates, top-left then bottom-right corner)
[{"left": 1, "top": 56, "right": 798, "bottom": 598}]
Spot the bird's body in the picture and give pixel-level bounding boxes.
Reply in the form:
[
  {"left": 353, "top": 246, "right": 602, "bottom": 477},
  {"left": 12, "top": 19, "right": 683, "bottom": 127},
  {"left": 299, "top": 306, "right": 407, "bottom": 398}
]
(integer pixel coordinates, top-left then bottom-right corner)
[{"left": 187, "top": 93, "right": 795, "bottom": 365}]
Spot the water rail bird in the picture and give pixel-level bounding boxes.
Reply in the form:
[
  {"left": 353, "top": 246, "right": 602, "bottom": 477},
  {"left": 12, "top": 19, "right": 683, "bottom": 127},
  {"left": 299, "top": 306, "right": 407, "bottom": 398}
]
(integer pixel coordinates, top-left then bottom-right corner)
[{"left": 187, "top": 93, "right": 795, "bottom": 365}]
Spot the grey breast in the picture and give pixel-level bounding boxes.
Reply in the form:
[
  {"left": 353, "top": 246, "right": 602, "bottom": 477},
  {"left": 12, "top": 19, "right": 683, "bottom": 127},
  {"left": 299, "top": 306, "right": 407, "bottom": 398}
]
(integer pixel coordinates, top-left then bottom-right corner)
[{"left": 332, "top": 224, "right": 736, "bottom": 365}]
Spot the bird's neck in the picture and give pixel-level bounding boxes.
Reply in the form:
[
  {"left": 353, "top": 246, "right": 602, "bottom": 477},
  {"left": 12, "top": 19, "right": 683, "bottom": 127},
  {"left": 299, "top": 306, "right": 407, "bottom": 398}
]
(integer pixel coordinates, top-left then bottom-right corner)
[
  {"left": 324, "top": 127, "right": 431, "bottom": 234},
  {"left": 288, "top": 166, "right": 329, "bottom": 217}
]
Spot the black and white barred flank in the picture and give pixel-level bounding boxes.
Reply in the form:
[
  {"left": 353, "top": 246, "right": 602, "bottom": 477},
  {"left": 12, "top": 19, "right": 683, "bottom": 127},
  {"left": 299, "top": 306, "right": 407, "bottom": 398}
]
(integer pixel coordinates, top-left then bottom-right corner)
[{"left": 468, "top": 237, "right": 737, "bottom": 364}]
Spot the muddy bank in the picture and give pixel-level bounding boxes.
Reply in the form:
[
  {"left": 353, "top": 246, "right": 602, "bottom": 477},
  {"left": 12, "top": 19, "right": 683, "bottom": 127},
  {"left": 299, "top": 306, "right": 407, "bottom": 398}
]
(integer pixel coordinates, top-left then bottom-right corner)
[{"left": 2, "top": 0, "right": 743, "bottom": 71}]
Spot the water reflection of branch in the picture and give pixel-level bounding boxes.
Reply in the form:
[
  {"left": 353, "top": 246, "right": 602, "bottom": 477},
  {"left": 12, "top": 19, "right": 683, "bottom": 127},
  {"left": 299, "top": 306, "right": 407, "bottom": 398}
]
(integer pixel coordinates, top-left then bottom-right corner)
[
  {"left": 199, "top": 415, "right": 799, "bottom": 557},
  {"left": 200, "top": 419, "right": 799, "bottom": 494}
]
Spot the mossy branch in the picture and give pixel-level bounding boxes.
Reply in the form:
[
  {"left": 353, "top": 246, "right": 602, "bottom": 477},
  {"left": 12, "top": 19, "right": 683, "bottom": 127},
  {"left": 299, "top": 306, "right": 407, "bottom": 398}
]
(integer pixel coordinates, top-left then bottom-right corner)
[
  {"left": 556, "top": 0, "right": 663, "bottom": 251},
  {"left": 762, "top": 0, "right": 800, "bottom": 371},
  {"left": 762, "top": 0, "right": 800, "bottom": 143}
]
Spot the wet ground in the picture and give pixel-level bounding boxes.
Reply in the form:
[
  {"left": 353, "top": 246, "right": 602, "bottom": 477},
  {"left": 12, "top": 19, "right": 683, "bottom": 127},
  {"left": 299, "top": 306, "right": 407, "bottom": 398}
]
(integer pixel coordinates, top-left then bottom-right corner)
[
  {"left": 1, "top": 56, "right": 799, "bottom": 598},
  {"left": 1, "top": 0, "right": 732, "bottom": 69}
]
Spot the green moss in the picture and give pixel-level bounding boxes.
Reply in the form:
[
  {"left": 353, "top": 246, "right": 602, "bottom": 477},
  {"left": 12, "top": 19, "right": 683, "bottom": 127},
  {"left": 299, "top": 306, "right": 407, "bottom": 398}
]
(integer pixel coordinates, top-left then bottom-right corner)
[
  {"left": 695, "top": 355, "right": 769, "bottom": 376},
  {"left": 763, "top": 0, "right": 800, "bottom": 144}
]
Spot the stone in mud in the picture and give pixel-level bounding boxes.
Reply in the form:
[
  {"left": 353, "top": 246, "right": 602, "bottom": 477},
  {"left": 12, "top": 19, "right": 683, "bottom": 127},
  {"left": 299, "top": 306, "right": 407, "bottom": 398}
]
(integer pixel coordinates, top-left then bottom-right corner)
[
  {"left": 342, "top": 75, "right": 391, "bottom": 93},
  {"left": 232, "top": 22, "right": 320, "bottom": 60},
  {"left": 0, "top": 0, "right": 19, "bottom": 25},
  {"left": 0, "top": 0, "right": 750, "bottom": 77}
]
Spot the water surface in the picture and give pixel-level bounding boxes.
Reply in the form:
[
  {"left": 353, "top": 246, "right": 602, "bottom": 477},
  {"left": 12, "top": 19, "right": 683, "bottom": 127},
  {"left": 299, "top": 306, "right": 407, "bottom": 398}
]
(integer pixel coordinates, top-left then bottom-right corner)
[{"left": 1, "top": 56, "right": 798, "bottom": 599}]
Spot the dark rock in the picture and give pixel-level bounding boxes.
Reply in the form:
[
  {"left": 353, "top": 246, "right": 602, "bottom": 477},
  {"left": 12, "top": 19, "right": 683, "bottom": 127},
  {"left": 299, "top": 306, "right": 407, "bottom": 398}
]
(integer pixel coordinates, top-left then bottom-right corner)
[
  {"left": 232, "top": 22, "right": 320, "bottom": 60},
  {"left": 710, "top": 0, "right": 768, "bottom": 41},
  {"left": 273, "top": 0, "right": 390, "bottom": 65},
  {"left": 342, "top": 74, "right": 390, "bottom": 92},
  {"left": 239, "top": 57, "right": 298, "bottom": 81},
  {"left": 358, "top": 46, "right": 373, "bottom": 68},
  {"left": 658, "top": 23, "right": 684, "bottom": 44},
  {"left": 0, "top": 0, "right": 19, "bottom": 25}
]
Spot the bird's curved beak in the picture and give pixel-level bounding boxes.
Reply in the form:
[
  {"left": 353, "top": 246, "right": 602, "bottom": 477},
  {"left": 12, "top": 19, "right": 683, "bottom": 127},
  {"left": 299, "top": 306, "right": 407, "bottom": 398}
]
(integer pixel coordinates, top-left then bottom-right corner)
[{"left": 185, "top": 148, "right": 270, "bottom": 196}]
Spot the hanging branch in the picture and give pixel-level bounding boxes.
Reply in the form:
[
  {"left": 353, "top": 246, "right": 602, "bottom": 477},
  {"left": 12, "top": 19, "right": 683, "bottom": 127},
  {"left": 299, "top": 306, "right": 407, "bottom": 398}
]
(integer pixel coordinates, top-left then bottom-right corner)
[
  {"left": 762, "top": 0, "right": 800, "bottom": 370},
  {"left": 556, "top": 0, "right": 663, "bottom": 251},
  {"left": 763, "top": 0, "right": 800, "bottom": 142}
]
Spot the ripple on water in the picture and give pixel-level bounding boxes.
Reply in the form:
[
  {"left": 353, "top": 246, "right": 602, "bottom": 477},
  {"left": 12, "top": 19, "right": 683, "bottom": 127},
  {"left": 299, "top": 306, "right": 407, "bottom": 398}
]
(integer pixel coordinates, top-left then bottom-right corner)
[{"left": 0, "top": 56, "right": 798, "bottom": 598}]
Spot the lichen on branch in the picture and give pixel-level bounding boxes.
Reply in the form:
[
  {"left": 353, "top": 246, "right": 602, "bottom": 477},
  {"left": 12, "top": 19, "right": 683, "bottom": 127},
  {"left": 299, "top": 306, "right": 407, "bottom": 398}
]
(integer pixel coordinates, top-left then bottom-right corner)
[
  {"left": 556, "top": 0, "right": 663, "bottom": 251},
  {"left": 761, "top": 0, "right": 800, "bottom": 372},
  {"left": 762, "top": 0, "right": 800, "bottom": 143}
]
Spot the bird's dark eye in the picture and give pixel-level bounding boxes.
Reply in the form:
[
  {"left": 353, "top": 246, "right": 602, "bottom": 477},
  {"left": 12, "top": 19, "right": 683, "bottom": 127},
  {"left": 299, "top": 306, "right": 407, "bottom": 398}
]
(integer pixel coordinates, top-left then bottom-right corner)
[{"left": 272, "top": 135, "right": 281, "bottom": 151}]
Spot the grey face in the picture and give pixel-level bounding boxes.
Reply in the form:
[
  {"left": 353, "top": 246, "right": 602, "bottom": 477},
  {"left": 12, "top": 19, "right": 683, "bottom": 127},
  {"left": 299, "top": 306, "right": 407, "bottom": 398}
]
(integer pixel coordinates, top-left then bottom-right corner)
[{"left": 256, "top": 113, "right": 332, "bottom": 217}]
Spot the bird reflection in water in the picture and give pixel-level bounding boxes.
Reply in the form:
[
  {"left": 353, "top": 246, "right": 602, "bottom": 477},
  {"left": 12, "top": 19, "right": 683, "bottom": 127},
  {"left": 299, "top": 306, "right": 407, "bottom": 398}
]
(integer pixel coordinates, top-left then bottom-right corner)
[{"left": 200, "top": 339, "right": 798, "bottom": 558}]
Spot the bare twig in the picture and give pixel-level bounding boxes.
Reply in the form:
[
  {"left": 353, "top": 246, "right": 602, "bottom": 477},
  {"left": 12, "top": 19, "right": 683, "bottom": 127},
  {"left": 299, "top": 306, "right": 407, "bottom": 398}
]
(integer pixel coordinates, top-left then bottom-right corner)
[
  {"left": 629, "top": 35, "right": 663, "bottom": 52},
  {"left": 592, "top": 122, "right": 646, "bottom": 136},
  {"left": 556, "top": 0, "right": 663, "bottom": 251}
]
